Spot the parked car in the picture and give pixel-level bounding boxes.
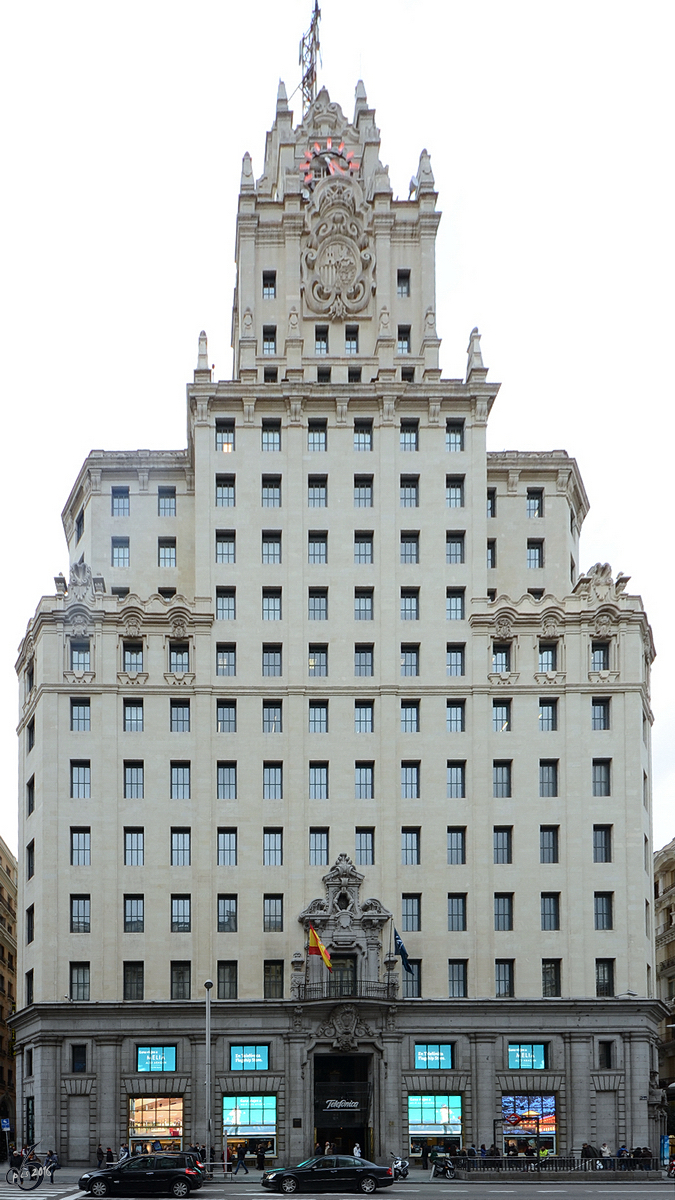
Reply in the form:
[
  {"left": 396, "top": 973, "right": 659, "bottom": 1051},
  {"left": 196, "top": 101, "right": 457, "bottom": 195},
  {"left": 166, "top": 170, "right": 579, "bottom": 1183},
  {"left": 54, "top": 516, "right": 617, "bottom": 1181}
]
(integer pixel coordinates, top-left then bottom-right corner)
[
  {"left": 261, "top": 1154, "right": 394, "bottom": 1194},
  {"left": 78, "top": 1154, "right": 203, "bottom": 1197}
]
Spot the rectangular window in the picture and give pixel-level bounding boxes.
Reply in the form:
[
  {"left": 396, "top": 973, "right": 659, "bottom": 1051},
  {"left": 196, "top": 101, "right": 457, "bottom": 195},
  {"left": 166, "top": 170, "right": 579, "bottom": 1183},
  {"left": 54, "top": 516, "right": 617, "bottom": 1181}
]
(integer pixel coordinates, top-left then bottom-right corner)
[
  {"left": 446, "top": 589, "right": 465, "bottom": 621},
  {"left": 308, "top": 589, "right": 328, "bottom": 620},
  {"left": 263, "top": 763, "right": 283, "bottom": 800},
  {"left": 26, "top": 839, "right": 35, "bottom": 879},
  {"left": 542, "top": 959, "right": 561, "bottom": 997},
  {"left": 158, "top": 538, "right": 177, "bottom": 568},
  {"left": 591, "top": 641, "right": 610, "bottom": 671},
  {"left": 112, "top": 537, "right": 130, "bottom": 568},
  {"left": 122, "top": 700, "right": 144, "bottom": 733},
  {"left": 71, "top": 641, "right": 91, "bottom": 671},
  {"left": 541, "top": 892, "right": 560, "bottom": 930},
  {"left": 27, "top": 777, "right": 35, "bottom": 814},
  {"left": 402, "top": 960, "right": 421, "bottom": 999},
  {"left": 353, "top": 422, "right": 373, "bottom": 452},
  {"left": 315, "top": 326, "right": 328, "bottom": 355},
  {"left": 70, "top": 699, "right": 90, "bottom": 732},
  {"left": 262, "top": 701, "right": 282, "bottom": 734},
  {"left": 448, "top": 960, "right": 467, "bottom": 997},
  {"left": 447, "top": 827, "right": 466, "bottom": 865},
  {"left": 171, "top": 895, "right": 191, "bottom": 933},
  {"left": 494, "top": 893, "right": 513, "bottom": 931},
  {"left": 400, "top": 532, "right": 419, "bottom": 563},
  {"left": 355, "top": 762, "right": 374, "bottom": 800},
  {"left": 70, "top": 962, "right": 90, "bottom": 1001},
  {"left": 345, "top": 325, "right": 359, "bottom": 354},
  {"left": 355, "top": 644, "right": 374, "bottom": 676},
  {"left": 216, "top": 643, "right": 236, "bottom": 676},
  {"left": 401, "top": 644, "right": 419, "bottom": 676},
  {"left": 354, "top": 475, "right": 373, "bottom": 507},
  {"left": 308, "top": 701, "right": 328, "bottom": 734},
  {"left": 262, "top": 270, "right": 276, "bottom": 298},
  {"left": 401, "top": 828, "right": 420, "bottom": 865},
  {"left": 592, "top": 759, "right": 611, "bottom": 796},
  {"left": 397, "top": 327, "right": 412, "bottom": 356},
  {"left": 540, "top": 826, "right": 559, "bottom": 864},
  {"left": 218, "top": 961, "right": 237, "bottom": 999},
  {"left": 308, "top": 532, "right": 327, "bottom": 564},
  {"left": 402, "top": 894, "right": 421, "bottom": 931},
  {"left": 595, "top": 958, "right": 614, "bottom": 997},
  {"left": 170, "top": 762, "right": 190, "bottom": 800},
  {"left": 401, "top": 761, "right": 420, "bottom": 799},
  {"left": 539, "top": 698, "right": 557, "bottom": 732},
  {"left": 308, "top": 644, "right": 327, "bottom": 677},
  {"left": 262, "top": 645, "right": 282, "bottom": 677},
  {"left": 123, "top": 762, "right": 144, "bottom": 800},
  {"left": 508, "top": 1043, "right": 547, "bottom": 1069},
  {"left": 262, "top": 531, "right": 281, "bottom": 564},
  {"left": 123, "top": 642, "right": 143, "bottom": 672},
  {"left": 492, "top": 643, "right": 511, "bottom": 673},
  {"left": 75, "top": 509, "right": 85, "bottom": 541},
  {"left": 487, "top": 539, "right": 496, "bottom": 569},
  {"left": 492, "top": 699, "right": 511, "bottom": 733},
  {"left": 217, "top": 762, "right": 237, "bottom": 800},
  {"left": 261, "top": 420, "right": 281, "bottom": 451},
  {"left": 354, "top": 532, "right": 374, "bottom": 563},
  {"left": 263, "top": 895, "right": 283, "bottom": 932},
  {"left": 592, "top": 698, "right": 610, "bottom": 730},
  {"left": 262, "top": 326, "right": 277, "bottom": 356},
  {"left": 446, "top": 761, "right": 465, "bottom": 799},
  {"left": 495, "top": 959, "right": 514, "bottom": 997},
  {"left": 355, "top": 828, "right": 374, "bottom": 865},
  {"left": 397, "top": 269, "right": 410, "bottom": 297},
  {"left": 26, "top": 904, "right": 34, "bottom": 944},
  {"left": 216, "top": 420, "right": 235, "bottom": 453},
  {"left": 217, "top": 829, "right": 237, "bottom": 866},
  {"left": 354, "top": 588, "right": 374, "bottom": 621},
  {"left": 69, "top": 1044, "right": 85, "bottom": 1073},
  {"left": 539, "top": 760, "right": 558, "bottom": 797},
  {"left": 216, "top": 531, "right": 236, "bottom": 563},
  {"left": 171, "top": 829, "right": 190, "bottom": 866},
  {"left": 263, "top": 961, "right": 283, "bottom": 999},
  {"left": 309, "top": 762, "right": 328, "bottom": 800},
  {"left": 594, "top": 892, "right": 613, "bottom": 930},
  {"left": 526, "top": 488, "right": 544, "bottom": 518},
  {"left": 216, "top": 588, "right": 236, "bottom": 621},
  {"left": 170, "top": 961, "right": 191, "bottom": 1000},
  {"left": 124, "top": 895, "right": 144, "bottom": 933},
  {"left": 263, "top": 829, "right": 283, "bottom": 866},
  {"left": 25, "top": 971, "right": 34, "bottom": 1007},
  {"left": 446, "top": 531, "right": 465, "bottom": 564},
  {"left": 593, "top": 824, "right": 612, "bottom": 863},
  {"left": 539, "top": 643, "right": 557, "bottom": 672},
  {"left": 71, "top": 761, "right": 91, "bottom": 799},
  {"left": 447, "top": 894, "right": 467, "bottom": 932},
  {"left": 354, "top": 701, "right": 374, "bottom": 734},
  {"left": 446, "top": 644, "right": 465, "bottom": 676},
  {"left": 216, "top": 474, "right": 236, "bottom": 507},
  {"left": 401, "top": 700, "right": 420, "bottom": 733},
  {"left": 308, "top": 475, "right": 327, "bottom": 507},
  {"left": 218, "top": 895, "right": 237, "bottom": 932},
  {"left": 309, "top": 829, "right": 329, "bottom": 866},
  {"left": 598, "top": 1040, "right": 613, "bottom": 1069},
  {"left": 230, "top": 1044, "right": 269, "bottom": 1072},
  {"left": 494, "top": 827, "right": 512, "bottom": 864},
  {"left": 487, "top": 487, "right": 496, "bottom": 518},
  {"left": 493, "top": 761, "right": 512, "bottom": 798},
  {"left": 158, "top": 486, "right": 176, "bottom": 516},
  {"left": 446, "top": 476, "right": 464, "bottom": 508},
  {"left": 170, "top": 701, "right": 190, "bottom": 734},
  {"left": 308, "top": 420, "right": 327, "bottom": 452},
  {"left": 169, "top": 642, "right": 189, "bottom": 673},
  {"left": 527, "top": 539, "right": 544, "bottom": 568},
  {"left": 70, "top": 894, "right": 90, "bottom": 933},
  {"left": 400, "top": 588, "right": 419, "bottom": 622},
  {"left": 446, "top": 421, "right": 464, "bottom": 452},
  {"left": 124, "top": 828, "right": 143, "bottom": 866},
  {"left": 400, "top": 474, "right": 419, "bottom": 507},
  {"left": 262, "top": 588, "right": 282, "bottom": 622}
]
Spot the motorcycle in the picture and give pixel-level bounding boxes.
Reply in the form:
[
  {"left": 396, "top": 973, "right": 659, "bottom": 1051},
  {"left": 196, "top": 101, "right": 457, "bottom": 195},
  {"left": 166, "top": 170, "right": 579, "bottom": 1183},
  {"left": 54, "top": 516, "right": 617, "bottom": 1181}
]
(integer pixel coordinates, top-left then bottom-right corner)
[
  {"left": 431, "top": 1157, "right": 456, "bottom": 1179},
  {"left": 667, "top": 1158, "right": 675, "bottom": 1178},
  {"left": 389, "top": 1153, "right": 409, "bottom": 1180}
]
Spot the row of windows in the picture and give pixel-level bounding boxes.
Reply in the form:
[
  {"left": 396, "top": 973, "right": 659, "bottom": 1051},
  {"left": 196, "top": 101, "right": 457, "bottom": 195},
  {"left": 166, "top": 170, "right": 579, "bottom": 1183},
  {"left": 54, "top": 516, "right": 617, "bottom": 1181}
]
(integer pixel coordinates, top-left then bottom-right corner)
[
  {"left": 72, "top": 639, "right": 613, "bottom": 678},
  {"left": 61, "top": 824, "right": 617, "bottom": 869},
  {"left": 46, "top": 889, "right": 620, "bottom": 937},
  {"left": 216, "top": 418, "right": 467, "bottom": 454},
  {"left": 32, "top": 956, "right": 618, "bottom": 1005},
  {"left": 260, "top": 269, "right": 413, "bottom": 303},
  {"left": 58, "top": 695, "right": 615, "bottom": 736},
  {"left": 106, "top": 487, "right": 177, "bottom": 518},
  {"left": 261, "top": 323, "right": 417, "bottom": 358},
  {"left": 55, "top": 756, "right": 615, "bottom": 801},
  {"left": 207, "top": 530, "right": 545, "bottom": 567}
]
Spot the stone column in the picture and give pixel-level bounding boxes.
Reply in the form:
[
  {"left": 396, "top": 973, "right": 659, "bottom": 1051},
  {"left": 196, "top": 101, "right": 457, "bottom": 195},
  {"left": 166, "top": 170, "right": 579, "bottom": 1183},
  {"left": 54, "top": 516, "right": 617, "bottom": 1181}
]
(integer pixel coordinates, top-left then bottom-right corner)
[
  {"left": 567, "top": 1035, "right": 592, "bottom": 1152},
  {"left": 95, "top": 1037, "right": 122, "bottom": 1150},
  {"left": 287, "top": 1021, "right": 309, "bottom": 1162},
  {"left": 35, "top": 1037, "right": 60, "bottom": 1152},
  {"left": 381, "top": 1012, "right": 402, "bottom": 1160},
  {"left": 469, "top": 1033, "right": 497, "bottom": 1147},
  {"left": 625, "top": 1034, "right": 651, "bottom": 1146}
]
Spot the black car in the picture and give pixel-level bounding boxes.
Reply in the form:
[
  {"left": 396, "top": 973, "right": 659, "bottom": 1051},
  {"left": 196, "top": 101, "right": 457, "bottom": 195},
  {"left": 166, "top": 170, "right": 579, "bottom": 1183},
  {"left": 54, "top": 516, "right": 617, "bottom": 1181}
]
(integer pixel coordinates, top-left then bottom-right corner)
[
  {"left": 261, "top": 1155, "right": 394, "bottom": 1194},
  {"left": 78, "top": 1154, "right": 203, "bottom": 1197}
]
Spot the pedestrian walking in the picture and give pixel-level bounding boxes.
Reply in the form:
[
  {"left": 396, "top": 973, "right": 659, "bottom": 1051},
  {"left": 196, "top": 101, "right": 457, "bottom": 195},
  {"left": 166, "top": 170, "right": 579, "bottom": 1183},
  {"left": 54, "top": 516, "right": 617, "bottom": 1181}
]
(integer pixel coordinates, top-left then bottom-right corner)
[
  {"left": 96, "top": 1145, "right": 104, "bottom": 1168},
  {"left": 353, "top": 1143, "right": 361, "bottom": 1158},
  {"left": 105, "top": 1148, "right": 114, "bottom": 1165},
  {"left": 44, "top": 1152, "right": 59, "bottom": 1185},
  {"left": 314, "top": 1143, "right": 322, "bottom": 1157},
  {"left": 420, "top": 1143, "right": 429, "bottom": 1171},
  {"left": 233, "top": 1143, "right": 249, "bottom": 1175},
  {"left": 256, "top": 1142, "right": 266, "bottom": 1171}
]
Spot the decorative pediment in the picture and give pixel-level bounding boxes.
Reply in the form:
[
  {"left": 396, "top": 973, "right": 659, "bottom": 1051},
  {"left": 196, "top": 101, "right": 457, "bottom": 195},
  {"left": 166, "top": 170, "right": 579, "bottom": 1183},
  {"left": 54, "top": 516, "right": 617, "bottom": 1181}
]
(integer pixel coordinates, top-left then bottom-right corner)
[
  {"left": 299, "top": 854, "right": 391, "bottom": 953},
  {"left": 316, "top": 1004, "right": 374, "bottom": 1051}
]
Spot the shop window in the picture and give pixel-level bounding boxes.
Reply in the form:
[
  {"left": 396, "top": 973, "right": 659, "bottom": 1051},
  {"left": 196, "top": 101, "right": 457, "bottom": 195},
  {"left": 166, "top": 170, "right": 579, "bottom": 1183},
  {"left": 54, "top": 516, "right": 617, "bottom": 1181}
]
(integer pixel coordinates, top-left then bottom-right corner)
[
  {"left": 414, "top": 1044, "right": 453, "bottom": 1070},
  {"left": 128, "top": 1096, "right": 184, "bottom": 1144},
  {"left": 230, "top": 1045, "right": 269, "bottom": 1071},
  {"left": 501, "top": 1094, "right": 556, "bottom": 1154},
  {"left": 407, "top": 1095, "right": 462, "bottom": 1142},
  {"left": 137, "top": 1046, "right": 177, "bottom": 1072},
  {"left": 507, "top": 1043, "right": 548, "bottom": 1069}
]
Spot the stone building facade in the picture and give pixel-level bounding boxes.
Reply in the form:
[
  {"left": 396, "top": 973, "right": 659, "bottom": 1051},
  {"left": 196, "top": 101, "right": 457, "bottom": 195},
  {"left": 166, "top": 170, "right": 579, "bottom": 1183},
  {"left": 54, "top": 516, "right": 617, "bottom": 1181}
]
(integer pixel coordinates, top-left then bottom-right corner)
[
  {"left": 0, "top": 837, "right": 18, "bottom": 1149},
  {"left": 12, "top": 81, "right": 666, "bottom": 1164},
  {"left": 654, "top": 836, "right": 675, "bottom": 1134}
]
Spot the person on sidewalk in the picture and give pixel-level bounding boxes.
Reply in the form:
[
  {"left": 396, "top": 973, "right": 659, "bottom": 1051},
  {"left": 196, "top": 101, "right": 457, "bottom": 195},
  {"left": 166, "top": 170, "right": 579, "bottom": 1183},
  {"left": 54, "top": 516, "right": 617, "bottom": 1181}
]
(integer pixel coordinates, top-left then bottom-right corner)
[
  {"left": 44, "top": 1151, "right": 59, "bottom": 1184},
  {"left": 233, "top": 1143, "right": 249, "bottom": 1175},
  {"left": 256, "top": 1142, "right": 266, "bottom": 1171},
  {"left": 96, "top": 1145, "right": 104, "bottom": 1169}
]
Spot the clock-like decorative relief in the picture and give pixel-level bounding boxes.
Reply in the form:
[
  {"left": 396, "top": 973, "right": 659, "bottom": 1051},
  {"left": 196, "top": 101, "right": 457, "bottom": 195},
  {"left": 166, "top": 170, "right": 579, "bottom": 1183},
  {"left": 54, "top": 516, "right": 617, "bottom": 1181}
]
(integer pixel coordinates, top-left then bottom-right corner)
[
  {"left": 300, "top": 174, "right": 375, "bottom": 321},
  {"left": 301, "top": 137, "right": 360, "bottom": 189}
]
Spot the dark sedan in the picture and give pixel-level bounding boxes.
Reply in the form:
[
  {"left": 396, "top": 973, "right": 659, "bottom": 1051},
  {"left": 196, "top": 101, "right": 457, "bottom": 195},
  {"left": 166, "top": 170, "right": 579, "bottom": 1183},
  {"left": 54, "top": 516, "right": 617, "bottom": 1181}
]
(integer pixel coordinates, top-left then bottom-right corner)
[
  {"left": 262, "top": 1155, "right": 394, "bottom": 1194},
  {"left": 78, "top": 1154, "right": 203, "bottom": 1197}
]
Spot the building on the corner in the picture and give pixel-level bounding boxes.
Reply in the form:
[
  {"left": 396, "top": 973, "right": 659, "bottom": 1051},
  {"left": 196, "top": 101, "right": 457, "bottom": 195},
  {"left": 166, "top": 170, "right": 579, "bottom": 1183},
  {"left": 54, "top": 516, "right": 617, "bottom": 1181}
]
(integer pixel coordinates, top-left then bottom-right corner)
[
  {"left": 12, "top": 79, "right": 667, "bottom": 1165},
  {"left": 654, "top": 836, "right": 675, "bottom": 1135},
  {"left": 0, "top": 837, "right": 18, "bottom": 1146}
]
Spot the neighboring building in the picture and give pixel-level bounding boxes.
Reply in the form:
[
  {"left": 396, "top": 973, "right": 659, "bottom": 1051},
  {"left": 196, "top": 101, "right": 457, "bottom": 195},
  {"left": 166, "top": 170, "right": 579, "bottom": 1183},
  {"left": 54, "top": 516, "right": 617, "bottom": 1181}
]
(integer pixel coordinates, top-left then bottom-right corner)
[
  {"left": 0, "top": 837, "right": 18, "bottom": 1146},
  {"left": 655, "top": 835, "right": 675, "bottom": 1133},
  {"left": 12, "top": 80, "right": 666, "bottom": 1165}
]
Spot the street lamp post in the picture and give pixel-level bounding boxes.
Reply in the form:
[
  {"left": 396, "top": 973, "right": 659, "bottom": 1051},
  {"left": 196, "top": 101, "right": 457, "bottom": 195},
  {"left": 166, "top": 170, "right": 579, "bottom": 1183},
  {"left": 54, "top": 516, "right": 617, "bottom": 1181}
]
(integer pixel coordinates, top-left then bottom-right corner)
[{"left": 204, "top": 980, "right": 213, "bottom": 1176}]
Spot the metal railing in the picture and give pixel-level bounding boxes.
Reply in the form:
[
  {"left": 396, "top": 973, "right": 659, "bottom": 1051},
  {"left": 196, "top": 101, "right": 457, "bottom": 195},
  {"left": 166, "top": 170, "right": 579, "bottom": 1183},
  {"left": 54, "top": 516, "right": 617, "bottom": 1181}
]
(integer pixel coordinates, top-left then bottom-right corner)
[
  {"left": 449, "top": 1155, "right": 658, "bottom": 1173},
  {"left": 297, "top": 981, "right": 398, "bottom": 1001}
]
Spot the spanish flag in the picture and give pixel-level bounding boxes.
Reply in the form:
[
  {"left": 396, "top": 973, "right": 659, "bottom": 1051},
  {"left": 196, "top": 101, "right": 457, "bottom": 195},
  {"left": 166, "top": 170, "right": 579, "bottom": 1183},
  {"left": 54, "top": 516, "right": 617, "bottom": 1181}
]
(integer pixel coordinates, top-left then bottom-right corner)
[{"left": 308, "top": 924, "right": 332, "bottom": 970}]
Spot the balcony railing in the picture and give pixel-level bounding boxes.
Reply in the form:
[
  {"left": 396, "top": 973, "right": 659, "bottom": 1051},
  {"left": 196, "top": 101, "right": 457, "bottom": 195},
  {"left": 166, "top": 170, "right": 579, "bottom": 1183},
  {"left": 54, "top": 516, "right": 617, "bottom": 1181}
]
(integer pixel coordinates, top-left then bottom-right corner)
[
  {"left": 298, "top": 981, "right": 398, "bottom": 1001},
  {"left": 657, "top": 955, "right": 675, "bottom": 974}
]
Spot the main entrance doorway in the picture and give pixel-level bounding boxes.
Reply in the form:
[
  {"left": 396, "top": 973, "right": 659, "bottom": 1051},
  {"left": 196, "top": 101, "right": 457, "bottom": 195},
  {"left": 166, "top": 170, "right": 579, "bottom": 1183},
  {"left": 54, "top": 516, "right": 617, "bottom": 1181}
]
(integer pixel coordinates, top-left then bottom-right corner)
[{"left": 314, "top": 1054, "right": 371, "bottom": 1158}]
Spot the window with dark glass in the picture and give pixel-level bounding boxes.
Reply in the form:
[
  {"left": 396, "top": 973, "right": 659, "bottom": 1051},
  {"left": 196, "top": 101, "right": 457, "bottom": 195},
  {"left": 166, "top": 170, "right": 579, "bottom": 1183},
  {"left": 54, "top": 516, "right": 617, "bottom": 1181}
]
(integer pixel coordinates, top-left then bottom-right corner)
[
  {"left": 262, "top": 326, "right": 276, "bottom": 356},
  {"left": 594, "top": 892, "right": 613, "bottom": 930},
  {"left": 591, "top": 641, "right": 610, "bottom": 671},
  {"left": 171, "top": 895, "right": 191, "bottom": 932},
  {"left": 216, "top": 474, "right": 236, "bottom": 506},
  {"left": 355, "top": 644, "right": 374, "bottom": 677},
  {"left": 308, "top": 420, "right": 327, "bottom": 452},
  {"left": 448, "top": 961, "right": 467, "bottom": 997},
  {"left": 446, "top": 476, "right": 464, "bottom": 508},
  {"left": 493, "top": 699, "right": 511, "bottom": 732},
  {"left": 70, "top": 894, "right": 90, "bottom": 933},
  {"left": 308, "top": 644, "right": 327, "bottom": 676},
  {"left": 353, "top": 422, "right": 373, "bottom": 452},
  {"left": 446, "top": 644, "right": 465, "bottom": 676},
  {"left": 158, "top": 486, "right": 176, "bottom": 516},
  {"left": 540, "top": 892, "right": 560, "bottom": 930},
  {"left": 542, "top": 959, "right": 561, "bottom": 997},
  {"left": 539, "top": 698, "right": 557, "bottom": 731},
  {"left": 124, "top": 895, "right": 144, "bottom": 933},
  {"left": 539, "top": 643, "right": 557, "bottom": 672},
  {"left": 494, "top": 893, "right": 513, "bottom": 931},
  {"left": 123, "top": 963, "right": 144, "bottom": 1000},
  {"left": 262, "top": 270, "right": 276, "bottom": 298},
  {"left": 402, "top": 894, "right": 421, "bottom": 931},
  {"left": 495, "top": 959, "right": 514, "bottom": 997},
  {"left": 397, "top": 326, "right": 411, "bottom": 356},
  {"left": 216, "top": 531, "right": 236, "bottom": 563},
  {"left": 446, "top": 531, "right": 465, "bottom": 564},
  {"left": 397, "top": 269, "right": 410, "bottom": 297},
  {"left": 447, "top": 827, "right": 466, "bottom": 865},
  {"left": 262, "top": 644, "right": 282, "bottom": 677},
  {"left": 492, "top": 643, "right": 511, "bottom": 673},
  {"left": 263, "top": 829, "right": 283, "bottom": 866},
  {"left": 402, "top": 960, "right": 421, "bottom": 999},
  {"left": 170, "top": 701, "right": 190, "bottom": 733},
  {"left": 355, "top": 762, "right": 374, "bottom": 800},
  {"left": 216, "top": 588, "right": 235, "bottom": 620},
  {"left": 401, "top": 828, "right": 420, "bottom": 865},
  {"left": 71, "top": 700, "right": 90, "bottom": 732},
  {"left": 593, "top": 824, "right": 612, "bottom": 862},
  {"left": 308, "top": 475, "right": 327, "bottom": 507},
  {"left": 218, "top": 895, "right": 237, "bottom": 932},
  {"left": 447, "top": 894, "right": 466, "bottom": 931},
  {"left": 592, "top": 759, "right": 611, "bottom": 796},
  {"left": 595, "top": 958, "right": 614, "bottom": 997},
  {"left": 263, "top": 961, "right": 283, "bottom": 999},
  {"left": 263, "top": 894, "right": 283, "bottom": 932},
  {"left": 540, "top": 826, "right": 559, "bottom": 864},
  {"left": 539, "top": 760, "right": 558, "bottom": 797},
  {"left": 171, "top": 961, "right": 191, "bottom": 1000},
  {"left": 355, "top": 828, "right": 374, "bottom": 865},
  {"left": 217, "top": 829, "right": 237, "bottom": 866},
  {"left": 526, "top": 489, "right": 544, "bottom": 518},
  {"left": 218, "top": 961, "right": 237, "bottom": 1000},
  {"left": 493, "top": 827, "right": 512, "bottom": 864},
  {"left": 493, "top": 761, "right": 512, "bottom": 798},
  {"left": 592, "top": 698, "right": 610, "bottom": 730},
  {"left": 354, "top": 475, "right": 373, "bottom": 506},
  {"left": 217, "top": 762, "right": 237, "bottom": 800}
]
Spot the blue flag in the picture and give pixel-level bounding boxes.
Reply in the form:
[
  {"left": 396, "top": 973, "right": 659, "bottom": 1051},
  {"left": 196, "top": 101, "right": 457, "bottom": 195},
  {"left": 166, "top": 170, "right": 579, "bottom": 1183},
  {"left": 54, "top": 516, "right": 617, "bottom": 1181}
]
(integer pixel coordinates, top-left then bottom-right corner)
[{"left": 394, "top": 927, "right": 414, "bottom": 974}]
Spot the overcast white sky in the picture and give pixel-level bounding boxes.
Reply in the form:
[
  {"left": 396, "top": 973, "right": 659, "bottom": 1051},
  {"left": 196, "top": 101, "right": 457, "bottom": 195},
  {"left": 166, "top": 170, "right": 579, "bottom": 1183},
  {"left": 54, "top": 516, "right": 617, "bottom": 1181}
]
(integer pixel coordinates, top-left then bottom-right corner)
[{"left": 1, "top": 0, "right": 673, "bottom": 856}]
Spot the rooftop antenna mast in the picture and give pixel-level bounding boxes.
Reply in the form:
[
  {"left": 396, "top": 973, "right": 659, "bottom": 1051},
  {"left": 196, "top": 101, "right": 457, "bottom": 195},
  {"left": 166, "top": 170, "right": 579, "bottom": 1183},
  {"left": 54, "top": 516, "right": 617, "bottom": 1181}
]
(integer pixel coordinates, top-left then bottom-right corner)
[{"left": 299, "top": 0, "right": 321, "bottom": 114}]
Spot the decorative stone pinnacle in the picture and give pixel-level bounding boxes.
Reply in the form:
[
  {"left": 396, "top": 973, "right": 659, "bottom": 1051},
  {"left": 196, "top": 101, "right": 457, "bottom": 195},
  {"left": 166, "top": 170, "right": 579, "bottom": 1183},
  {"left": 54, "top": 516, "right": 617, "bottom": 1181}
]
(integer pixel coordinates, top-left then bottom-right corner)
[
  {"left": 240, "top": 151, "right": 254, "bottom": 192},
  {"left": 466, "top": 327, "right": 485, "bottom": 380},
  {"left": 417, "top": 148, "right": 435, "bottom": 192},
  {"left": 197, "top": 331, "right": 209, "bottom": 370},
  {"left": 276, "top": 79, "right": 288, "bottom": 112}
]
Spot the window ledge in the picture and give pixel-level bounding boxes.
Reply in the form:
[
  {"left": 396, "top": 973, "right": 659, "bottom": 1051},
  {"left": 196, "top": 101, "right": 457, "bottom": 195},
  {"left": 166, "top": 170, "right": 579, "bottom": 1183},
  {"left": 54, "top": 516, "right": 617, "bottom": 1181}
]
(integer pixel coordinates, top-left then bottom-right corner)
[
  {"left": 164, "top": 672, "right": 195, "bottom": 687},
  {"left": 117, "top": 672, "right": 148, "bottom": 687},
  {"left": 488, "top": 672, "right": 520, "bottom": 686},
  {"left": 589, "top": 671, "right": 620, "bottom": 684},
  {"left": 534, "top": 672, "right": 566, "bottom": 686},
  {"left": 64, "top": 671, "right": 96, "bottom": 685}
]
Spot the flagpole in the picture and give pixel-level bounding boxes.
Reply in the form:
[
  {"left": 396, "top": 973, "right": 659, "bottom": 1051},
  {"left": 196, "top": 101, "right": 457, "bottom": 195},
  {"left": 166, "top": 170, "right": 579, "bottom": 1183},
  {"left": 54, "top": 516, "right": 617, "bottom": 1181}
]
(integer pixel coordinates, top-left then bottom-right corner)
[{"left": 304, "top": 924, "right": 310, "bottom": 999}]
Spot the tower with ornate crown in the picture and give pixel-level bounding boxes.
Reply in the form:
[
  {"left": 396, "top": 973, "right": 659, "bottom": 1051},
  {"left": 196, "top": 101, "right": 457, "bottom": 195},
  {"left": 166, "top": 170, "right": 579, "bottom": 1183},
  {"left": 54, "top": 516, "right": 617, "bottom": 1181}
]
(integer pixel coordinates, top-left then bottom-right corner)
[{"left": 12, "top": 75, "right": 666, "bottom": 1168}]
